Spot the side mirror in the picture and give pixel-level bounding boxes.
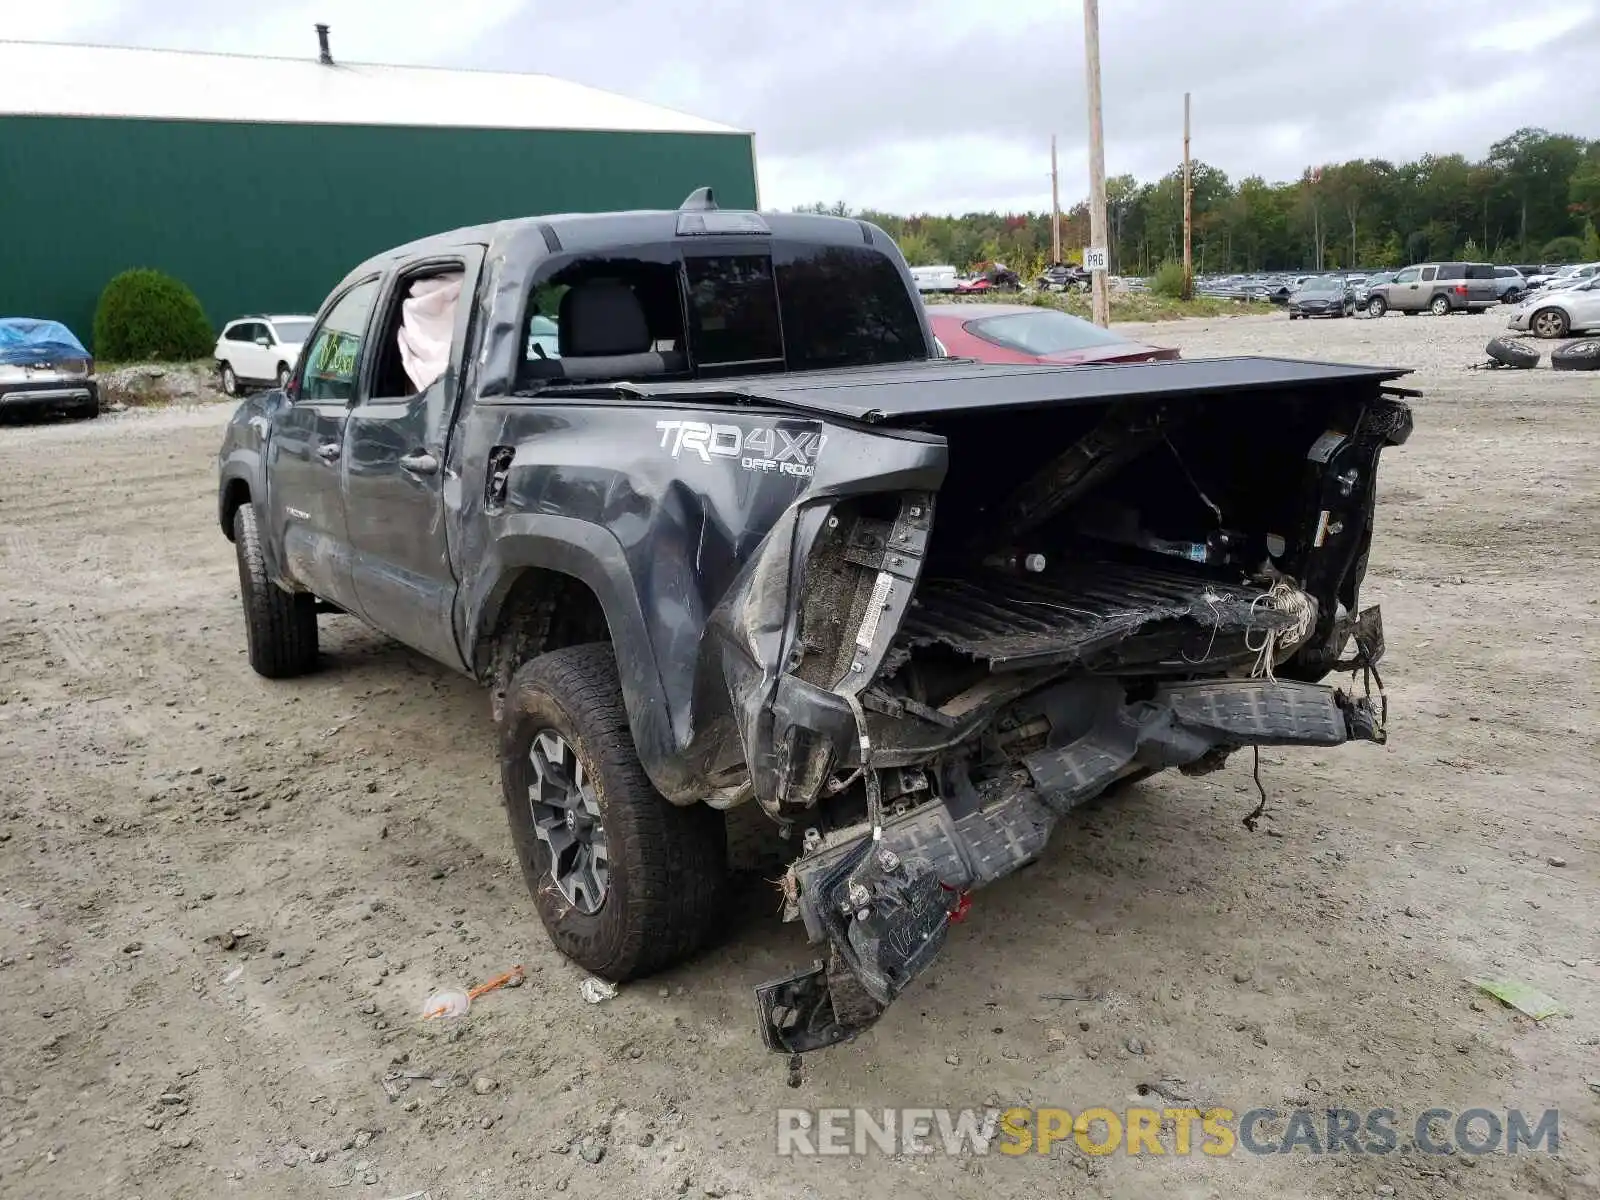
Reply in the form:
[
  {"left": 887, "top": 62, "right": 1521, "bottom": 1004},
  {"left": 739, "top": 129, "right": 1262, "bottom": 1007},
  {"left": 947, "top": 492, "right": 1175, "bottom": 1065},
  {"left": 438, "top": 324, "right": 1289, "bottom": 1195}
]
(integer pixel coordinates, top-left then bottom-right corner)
[{"left": 255, "top": 336, "right": 271, "bottom": 347}]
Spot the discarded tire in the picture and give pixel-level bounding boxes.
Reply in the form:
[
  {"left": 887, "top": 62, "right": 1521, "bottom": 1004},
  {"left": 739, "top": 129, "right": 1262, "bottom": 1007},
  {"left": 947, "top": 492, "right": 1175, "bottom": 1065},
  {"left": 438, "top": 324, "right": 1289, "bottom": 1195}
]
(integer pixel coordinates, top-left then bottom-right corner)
[
  {"left": 1484, "top": 337, "right": 1540, "bottom": 369},
  {"left": 1550, "top": 339, "right": 1600, "bottom": 371}
]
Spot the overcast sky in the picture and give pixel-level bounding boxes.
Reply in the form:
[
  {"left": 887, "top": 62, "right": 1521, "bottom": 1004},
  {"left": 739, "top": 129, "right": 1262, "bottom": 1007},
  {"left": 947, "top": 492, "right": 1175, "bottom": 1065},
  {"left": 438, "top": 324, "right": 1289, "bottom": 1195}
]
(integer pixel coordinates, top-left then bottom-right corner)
[{"left": 10, "top": 0, "right": 1600, "bottom": 213}]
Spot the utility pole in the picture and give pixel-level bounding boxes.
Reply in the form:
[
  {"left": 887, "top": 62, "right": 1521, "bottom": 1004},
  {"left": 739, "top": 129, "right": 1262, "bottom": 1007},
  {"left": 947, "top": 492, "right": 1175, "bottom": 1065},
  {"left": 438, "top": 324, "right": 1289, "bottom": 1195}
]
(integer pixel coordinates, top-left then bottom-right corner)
[
  {"left": 1050, "top": 135, "right": 1062, "bottom": 264},
  {"left": 1083, "top": 0, "right": 1110, "bottom": 327},
  {"left": 1182, "top": 92, "right": 1193, "bottom": 301}
]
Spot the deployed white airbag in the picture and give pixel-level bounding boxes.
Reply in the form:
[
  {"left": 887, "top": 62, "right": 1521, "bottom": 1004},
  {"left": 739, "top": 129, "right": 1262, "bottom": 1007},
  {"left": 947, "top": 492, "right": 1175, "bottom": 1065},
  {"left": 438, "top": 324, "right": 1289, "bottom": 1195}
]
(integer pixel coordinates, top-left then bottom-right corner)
[{"left": 398, "top": 272, "right": 463, "bottom": 391}]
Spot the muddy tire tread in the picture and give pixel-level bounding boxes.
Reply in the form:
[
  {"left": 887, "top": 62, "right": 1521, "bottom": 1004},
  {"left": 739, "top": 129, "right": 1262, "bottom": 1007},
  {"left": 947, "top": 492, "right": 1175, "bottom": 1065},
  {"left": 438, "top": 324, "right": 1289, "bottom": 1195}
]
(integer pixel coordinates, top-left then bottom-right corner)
[
  {"left": 233, "top": 503, "right": 318, "bottom": 678},
  {"left": 502, "top": 643, "right": 728, "bottom": 981}
]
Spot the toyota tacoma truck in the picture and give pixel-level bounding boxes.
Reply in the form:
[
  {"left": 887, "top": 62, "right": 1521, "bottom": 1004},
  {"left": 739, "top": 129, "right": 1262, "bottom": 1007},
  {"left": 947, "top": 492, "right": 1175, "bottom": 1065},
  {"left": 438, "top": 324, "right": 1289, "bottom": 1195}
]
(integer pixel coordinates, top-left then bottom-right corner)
[{"left": 217, "top": 190, "right": 1412, "bottom": 1053}]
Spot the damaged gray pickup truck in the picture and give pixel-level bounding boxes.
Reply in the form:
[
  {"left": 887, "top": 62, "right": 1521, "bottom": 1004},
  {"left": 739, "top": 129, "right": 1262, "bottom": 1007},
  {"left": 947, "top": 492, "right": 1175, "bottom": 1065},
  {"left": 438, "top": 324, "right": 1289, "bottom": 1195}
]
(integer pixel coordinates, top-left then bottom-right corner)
[{"left": 217, "top": 192, "right": 1412, "bottom": 1053}]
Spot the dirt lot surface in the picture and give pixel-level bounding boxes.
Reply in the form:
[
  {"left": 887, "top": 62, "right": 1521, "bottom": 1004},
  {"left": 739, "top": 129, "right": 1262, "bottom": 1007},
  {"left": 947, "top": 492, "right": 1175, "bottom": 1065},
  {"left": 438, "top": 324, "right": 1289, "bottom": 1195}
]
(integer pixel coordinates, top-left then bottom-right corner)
[{"left": 1, "top": 310, "right": 1596, "bottom": 1200}]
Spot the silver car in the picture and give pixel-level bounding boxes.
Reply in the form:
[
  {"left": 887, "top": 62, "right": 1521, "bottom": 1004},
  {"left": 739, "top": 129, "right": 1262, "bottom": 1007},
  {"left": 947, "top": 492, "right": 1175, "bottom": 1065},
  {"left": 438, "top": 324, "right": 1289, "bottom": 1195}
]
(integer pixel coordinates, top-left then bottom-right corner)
[{"left": 1507, "top": 275, "right": 1600, "bottom": 339}]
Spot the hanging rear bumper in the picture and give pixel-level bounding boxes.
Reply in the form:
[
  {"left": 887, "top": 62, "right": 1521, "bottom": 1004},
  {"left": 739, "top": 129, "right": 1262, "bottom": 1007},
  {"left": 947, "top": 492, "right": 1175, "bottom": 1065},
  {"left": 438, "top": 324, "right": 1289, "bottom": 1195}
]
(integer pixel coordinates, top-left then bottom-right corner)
[{"left": 755, "top": 668, "right": 1387, "bottom": 1054}]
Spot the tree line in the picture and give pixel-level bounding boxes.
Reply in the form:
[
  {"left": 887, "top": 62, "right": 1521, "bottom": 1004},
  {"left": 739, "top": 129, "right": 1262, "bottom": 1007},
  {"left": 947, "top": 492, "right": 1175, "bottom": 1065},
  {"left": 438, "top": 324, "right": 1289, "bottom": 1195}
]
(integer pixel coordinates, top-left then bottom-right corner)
[{"left": 797, "top": 127, "right": 1600, "bottom": 277}]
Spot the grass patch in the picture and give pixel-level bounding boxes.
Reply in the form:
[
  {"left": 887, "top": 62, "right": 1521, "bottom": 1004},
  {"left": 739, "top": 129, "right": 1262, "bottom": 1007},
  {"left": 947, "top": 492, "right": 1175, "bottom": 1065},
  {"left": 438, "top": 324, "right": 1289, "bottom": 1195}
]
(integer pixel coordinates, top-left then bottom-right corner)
[{"left": 96, "top": 360, "right": 224, "bottom": 409}]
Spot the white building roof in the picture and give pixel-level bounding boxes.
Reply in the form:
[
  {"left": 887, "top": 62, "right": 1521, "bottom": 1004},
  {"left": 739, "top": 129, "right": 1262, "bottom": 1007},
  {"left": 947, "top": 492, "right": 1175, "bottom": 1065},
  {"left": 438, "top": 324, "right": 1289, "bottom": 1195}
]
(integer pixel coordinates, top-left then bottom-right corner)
[{"left": 0, "top": 40, "right": 747, "bottom": 137}]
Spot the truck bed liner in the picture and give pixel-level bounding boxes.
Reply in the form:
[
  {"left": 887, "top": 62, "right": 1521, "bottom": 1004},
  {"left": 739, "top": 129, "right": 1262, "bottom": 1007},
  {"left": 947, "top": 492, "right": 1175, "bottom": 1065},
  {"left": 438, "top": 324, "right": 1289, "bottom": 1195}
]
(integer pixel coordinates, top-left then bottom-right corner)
[{"left": 897, "top": 560, "right": 1286, "bottom": 672}]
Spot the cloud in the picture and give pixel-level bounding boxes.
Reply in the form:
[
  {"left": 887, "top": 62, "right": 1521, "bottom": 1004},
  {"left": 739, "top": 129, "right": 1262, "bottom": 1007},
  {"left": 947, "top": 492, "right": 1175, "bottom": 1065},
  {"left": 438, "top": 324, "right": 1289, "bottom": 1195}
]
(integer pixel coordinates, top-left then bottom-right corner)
[{"left": 11, "top": 0, "right": 1600, "bottom": 213}]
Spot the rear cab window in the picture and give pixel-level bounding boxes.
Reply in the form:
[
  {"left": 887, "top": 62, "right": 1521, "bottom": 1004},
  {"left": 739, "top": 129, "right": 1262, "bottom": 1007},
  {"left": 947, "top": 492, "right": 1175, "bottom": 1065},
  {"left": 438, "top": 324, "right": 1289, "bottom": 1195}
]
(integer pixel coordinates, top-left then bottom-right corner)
[
  {"left": 516, "top": 239, "right": 927, "bottom": 389},
  {"left": 686, "top": 255, "right": 783, "bottom": 371},
  {"left": 771, "top": 244, "right": 924, "bottom": 371}
]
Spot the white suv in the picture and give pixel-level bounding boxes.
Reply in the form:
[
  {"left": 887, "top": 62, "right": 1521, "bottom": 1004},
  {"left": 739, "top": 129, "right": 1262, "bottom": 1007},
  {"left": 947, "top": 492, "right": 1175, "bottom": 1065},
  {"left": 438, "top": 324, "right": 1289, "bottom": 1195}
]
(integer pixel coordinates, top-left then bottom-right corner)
[{"left": 214, "top": 315, "right": 314, "bottom": 396}]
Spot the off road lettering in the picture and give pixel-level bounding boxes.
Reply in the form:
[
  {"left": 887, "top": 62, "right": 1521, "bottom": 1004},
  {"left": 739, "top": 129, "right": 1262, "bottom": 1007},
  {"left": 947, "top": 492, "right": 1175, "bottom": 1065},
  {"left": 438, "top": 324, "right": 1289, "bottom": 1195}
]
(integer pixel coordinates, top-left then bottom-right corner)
[{"left": 657, "top": 419, "right": 824, "bottom": 477}]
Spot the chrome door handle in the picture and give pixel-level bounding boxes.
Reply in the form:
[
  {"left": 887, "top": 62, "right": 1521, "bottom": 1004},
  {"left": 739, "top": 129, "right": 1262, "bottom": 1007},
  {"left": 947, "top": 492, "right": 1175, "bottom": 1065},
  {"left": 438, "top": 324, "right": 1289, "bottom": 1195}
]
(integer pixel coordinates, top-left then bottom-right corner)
[
  {"left": 316, "top": 442, "right": 341, "bottom": 461},
  {"left": 399, "top": 451, "right": 439, "bottom": 476}
]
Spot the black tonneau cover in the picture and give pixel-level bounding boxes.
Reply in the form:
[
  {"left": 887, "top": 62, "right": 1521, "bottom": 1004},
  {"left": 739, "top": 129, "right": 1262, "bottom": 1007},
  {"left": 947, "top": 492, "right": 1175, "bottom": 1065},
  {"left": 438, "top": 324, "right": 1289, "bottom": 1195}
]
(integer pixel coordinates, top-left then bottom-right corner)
[{"left": 576, "top": 356, "right": 1413, "bottom": 425}]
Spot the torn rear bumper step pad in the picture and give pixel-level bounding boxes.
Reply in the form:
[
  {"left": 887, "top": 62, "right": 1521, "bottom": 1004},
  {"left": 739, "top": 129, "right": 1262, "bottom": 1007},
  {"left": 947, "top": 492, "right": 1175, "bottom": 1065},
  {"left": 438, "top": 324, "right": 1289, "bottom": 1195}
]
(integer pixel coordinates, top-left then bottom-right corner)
[{"left": 757, "top": 677, "right": 1384, "bottom": 1054}]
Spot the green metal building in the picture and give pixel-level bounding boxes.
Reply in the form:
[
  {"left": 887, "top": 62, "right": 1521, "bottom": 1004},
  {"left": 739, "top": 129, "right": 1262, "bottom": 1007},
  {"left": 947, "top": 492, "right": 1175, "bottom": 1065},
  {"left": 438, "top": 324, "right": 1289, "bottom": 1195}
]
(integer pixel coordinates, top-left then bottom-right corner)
[{"left": 0, "top": 37, "right": 759, "bottom": 350}]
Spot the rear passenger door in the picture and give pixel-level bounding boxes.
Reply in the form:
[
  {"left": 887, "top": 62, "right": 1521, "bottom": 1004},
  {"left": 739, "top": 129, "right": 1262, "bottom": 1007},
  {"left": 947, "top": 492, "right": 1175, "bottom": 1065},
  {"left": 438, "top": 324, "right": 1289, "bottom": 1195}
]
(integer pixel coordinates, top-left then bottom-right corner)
[{"left": 342, "top": 250, "right": 483, "bottom": 670}]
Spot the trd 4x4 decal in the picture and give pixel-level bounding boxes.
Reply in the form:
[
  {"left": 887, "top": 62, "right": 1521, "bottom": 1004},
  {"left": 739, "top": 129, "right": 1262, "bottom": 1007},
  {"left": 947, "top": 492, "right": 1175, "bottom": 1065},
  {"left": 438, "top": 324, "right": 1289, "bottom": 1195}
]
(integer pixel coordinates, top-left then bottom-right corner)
[{"left": 655, "top": 420, "right": 826, "bottom": 478}]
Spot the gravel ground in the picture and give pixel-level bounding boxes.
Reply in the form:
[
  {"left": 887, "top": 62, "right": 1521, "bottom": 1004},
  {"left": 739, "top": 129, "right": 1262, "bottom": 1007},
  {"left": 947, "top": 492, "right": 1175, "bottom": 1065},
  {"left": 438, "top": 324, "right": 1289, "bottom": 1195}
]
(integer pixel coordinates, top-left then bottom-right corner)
[{"left": 0, "top": 308, "right": 1596, "bottom": 1200}]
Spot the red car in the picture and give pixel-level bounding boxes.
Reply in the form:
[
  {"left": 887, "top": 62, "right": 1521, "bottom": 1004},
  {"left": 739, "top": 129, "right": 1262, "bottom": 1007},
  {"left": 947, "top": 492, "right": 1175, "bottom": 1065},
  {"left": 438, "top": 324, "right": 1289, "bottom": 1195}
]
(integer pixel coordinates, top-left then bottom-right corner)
[{"left": 926, "top": 303, "right": 1179, "bottom": 366}]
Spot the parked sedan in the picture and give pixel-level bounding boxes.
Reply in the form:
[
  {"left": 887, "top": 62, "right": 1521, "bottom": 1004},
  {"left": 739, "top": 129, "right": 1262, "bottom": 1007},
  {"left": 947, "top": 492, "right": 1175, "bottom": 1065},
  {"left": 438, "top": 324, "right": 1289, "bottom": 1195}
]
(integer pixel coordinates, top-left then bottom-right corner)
[
  {"left": 925, "top": 303, "right": 1178, "bottom": 364},
  {"left": 1288, "top": 276, "right": 1358, "bottom": 319},
  {"left": 1506, "top": 275, "right": 1600, "bottom": 339},
  {"left": 1525, "top": 263, "right": 1592, "bottom": 292},
  {"left": 213, "top": 314, "right": 315, "bottom": 396},
  {"left": 0, "top": 317, "right": 98, "bottom": 420}
]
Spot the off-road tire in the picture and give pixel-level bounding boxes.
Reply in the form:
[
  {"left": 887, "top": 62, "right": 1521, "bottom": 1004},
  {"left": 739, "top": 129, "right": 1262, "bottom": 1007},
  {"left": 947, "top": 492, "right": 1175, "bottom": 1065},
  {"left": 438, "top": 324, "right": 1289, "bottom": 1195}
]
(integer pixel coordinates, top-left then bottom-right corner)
[
  {"left": 1551, "top": 339, "right": 1600, "bottom": 371},
  {"left": 1485, "top": 337, "right": 1540, "bottom": 370},
  {"left": 1367, "top": 295, "right": 1387, "bottom": 317},
  {"left": 232, "top": 503, "right": 318, "bottom": 677},
  {"left": 1429, "top": 295, "right": 1451, "bottom": 316},
  {"left": 500, "top": 644, "right": 728, "bottom": 981}
]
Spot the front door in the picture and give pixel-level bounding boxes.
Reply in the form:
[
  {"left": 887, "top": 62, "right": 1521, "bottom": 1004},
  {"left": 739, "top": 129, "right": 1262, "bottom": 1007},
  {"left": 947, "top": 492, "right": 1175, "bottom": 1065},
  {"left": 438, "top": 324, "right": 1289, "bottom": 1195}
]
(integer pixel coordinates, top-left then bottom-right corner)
[
  {"left": 1568, "top": 278, "right": 1600, "bottom": 328},
  {"left": 239, "top": 322, "right": 272, "bottom": 382},
  {"left": 264, "top": 278, "right": 380, "bottom": 615},
  {"left": 343, "top": 252, "right": 483, "bottom": 670},
  {"left": 1390, "top": 266, "right": 1422, "bottom": 311}
]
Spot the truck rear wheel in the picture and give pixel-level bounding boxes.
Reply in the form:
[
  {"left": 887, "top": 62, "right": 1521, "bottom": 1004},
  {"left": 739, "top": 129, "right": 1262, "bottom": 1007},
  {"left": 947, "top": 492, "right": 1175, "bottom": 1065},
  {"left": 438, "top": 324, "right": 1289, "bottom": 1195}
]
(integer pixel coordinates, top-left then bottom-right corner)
[
  {"left": 232, "top": 503, "right": 318, "bottom": 678},
  {"left": 500, "top": 644, "right": 728, "bottom": 981}
]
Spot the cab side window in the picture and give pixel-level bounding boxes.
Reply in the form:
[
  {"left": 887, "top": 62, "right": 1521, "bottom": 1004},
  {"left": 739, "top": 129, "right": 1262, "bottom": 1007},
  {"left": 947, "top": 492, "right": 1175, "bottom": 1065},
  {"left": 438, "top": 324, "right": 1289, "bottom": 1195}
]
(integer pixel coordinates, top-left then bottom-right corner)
[
  {"left": 369, "top": 267, "right": 466, "bottom": 400},
  {"left": 300, "top": 280, "right": 379, "bottom": 402}
]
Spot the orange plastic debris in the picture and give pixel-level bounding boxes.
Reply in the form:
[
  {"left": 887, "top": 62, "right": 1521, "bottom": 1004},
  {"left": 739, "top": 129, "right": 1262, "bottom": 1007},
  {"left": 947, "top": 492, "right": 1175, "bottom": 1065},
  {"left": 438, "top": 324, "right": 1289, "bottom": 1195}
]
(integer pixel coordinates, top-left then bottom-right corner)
[{"left": 422, "top": 965, "right": 525, "bottom": 1020}]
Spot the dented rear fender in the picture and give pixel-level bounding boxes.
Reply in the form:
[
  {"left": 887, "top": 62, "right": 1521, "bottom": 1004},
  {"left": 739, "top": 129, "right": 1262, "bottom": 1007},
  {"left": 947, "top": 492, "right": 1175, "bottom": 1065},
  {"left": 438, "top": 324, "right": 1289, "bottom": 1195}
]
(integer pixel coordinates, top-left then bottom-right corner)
[
  {"left": 451, "top": 399, "right": 946, "bottom": 806},
  {"left": 707, "top": 423, "right": 946, "bottom": 814}
]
